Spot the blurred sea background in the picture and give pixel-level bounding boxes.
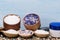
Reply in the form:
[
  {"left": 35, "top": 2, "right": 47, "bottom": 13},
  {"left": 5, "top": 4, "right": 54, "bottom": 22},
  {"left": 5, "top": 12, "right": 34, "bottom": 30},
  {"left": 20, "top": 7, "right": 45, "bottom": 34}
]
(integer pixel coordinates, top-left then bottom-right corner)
[{"left": 0, "top": 0, "right": 60, "bottom": 30}]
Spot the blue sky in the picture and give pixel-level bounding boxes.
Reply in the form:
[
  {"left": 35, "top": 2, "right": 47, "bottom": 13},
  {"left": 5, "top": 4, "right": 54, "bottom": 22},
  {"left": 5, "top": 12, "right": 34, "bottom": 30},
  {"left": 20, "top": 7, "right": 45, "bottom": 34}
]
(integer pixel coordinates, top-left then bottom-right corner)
[{"left": 0, "top": 0, "right": 60, "bottom": 29}]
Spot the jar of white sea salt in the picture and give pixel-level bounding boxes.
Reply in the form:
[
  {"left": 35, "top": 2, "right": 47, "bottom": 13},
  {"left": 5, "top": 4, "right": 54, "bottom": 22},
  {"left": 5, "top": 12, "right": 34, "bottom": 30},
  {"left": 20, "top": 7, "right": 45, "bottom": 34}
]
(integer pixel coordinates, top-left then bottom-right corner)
[
  {"left": 49, "top": 22, "right": 60, "bottom": 37},
  {"left": 3, "top": 14, "right": 20, "bottom": 30}
]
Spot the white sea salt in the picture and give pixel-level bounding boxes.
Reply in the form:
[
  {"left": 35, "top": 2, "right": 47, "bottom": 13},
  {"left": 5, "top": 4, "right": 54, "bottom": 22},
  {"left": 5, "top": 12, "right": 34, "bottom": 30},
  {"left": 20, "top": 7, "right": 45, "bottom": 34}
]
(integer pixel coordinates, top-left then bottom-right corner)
[
  {"left": 35, "top": 30, "right": 49, "bottom": 34},
  {"left": 5, "top": 29, "right": 18, "bottom": 34},
  {"left": 4, "top": 15, "right": 20, "bottom": 25}
]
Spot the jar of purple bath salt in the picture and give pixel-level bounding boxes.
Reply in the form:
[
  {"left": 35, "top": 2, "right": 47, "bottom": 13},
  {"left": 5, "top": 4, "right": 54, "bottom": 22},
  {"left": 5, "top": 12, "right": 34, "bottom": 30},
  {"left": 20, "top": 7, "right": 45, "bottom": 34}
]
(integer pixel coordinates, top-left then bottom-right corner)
[{"left": 23, "top": 13, "right": 41, "bottom": 31}]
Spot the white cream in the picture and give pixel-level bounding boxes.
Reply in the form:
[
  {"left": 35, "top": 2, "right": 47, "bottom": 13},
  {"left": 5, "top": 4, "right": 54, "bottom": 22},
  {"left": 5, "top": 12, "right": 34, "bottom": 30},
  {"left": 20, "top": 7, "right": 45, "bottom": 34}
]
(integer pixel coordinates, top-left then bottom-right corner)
[
  {"left": 4, "top": 15, "right": 20, "bottom": 25},
  {"left": 50, "top": 29, "right": 60, "bottom": 37},
  {"left": 35, "top": 30, "right": 49, "bottom": 34}
]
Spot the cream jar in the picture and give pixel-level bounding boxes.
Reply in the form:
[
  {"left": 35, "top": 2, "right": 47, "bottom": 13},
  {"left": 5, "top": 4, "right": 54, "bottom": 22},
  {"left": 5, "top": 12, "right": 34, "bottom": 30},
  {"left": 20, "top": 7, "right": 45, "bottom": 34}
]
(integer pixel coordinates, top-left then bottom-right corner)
[{"left": 49, "top": 22, "right": 60, "bottom": 37}]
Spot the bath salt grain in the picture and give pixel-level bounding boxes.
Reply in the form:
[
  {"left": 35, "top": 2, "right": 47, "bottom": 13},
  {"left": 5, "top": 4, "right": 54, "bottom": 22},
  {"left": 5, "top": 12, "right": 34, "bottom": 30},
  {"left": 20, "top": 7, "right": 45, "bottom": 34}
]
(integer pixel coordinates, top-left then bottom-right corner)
[
  {"left": 24, "top": 14, "right": 39, "bottom": 25},
  {"left": 5, "top": 29, "right": 18, "bottom": 34},
  {"left": 35, "top": 30, "right": 49, "bottom": 34},
  {"left": 4, "top": 16, "right": 20, "bottom": 25}
]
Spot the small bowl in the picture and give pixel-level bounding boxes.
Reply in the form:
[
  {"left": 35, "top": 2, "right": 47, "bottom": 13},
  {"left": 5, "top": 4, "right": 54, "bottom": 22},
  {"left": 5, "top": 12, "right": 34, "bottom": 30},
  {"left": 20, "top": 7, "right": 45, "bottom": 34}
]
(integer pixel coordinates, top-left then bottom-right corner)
[
  {"left": 2, "top": 29, "right": 19, "bottom": 37},
  {"left": 19, "top": 30, "right": 34, "bottom": 38},
  {"left": 34, "top": 30, "right": 49, "bottom": 37}
]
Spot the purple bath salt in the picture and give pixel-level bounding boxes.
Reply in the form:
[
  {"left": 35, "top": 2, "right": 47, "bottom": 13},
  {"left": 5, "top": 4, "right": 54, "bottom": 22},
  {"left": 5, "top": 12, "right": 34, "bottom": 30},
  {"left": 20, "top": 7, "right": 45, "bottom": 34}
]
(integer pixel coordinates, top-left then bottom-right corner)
[{"left": 24, "top": 14, "right": 39, "bottom": 25}]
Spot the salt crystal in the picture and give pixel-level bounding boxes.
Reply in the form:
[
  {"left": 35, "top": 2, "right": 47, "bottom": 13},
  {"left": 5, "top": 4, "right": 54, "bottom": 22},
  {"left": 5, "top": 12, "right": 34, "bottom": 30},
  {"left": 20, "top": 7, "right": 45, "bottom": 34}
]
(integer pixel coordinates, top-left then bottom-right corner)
[
  {"left": 4, "top": 15, "right": 20, "bottom": 25},
  {"left": 5, "top": 29, "right": 18, "bottom": 34},
  {"left": 24, "top": 14, "right": 39, "bottom": 25},
  {"left": 35, "top": 30, "right": 49, "bottom": 34}
]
